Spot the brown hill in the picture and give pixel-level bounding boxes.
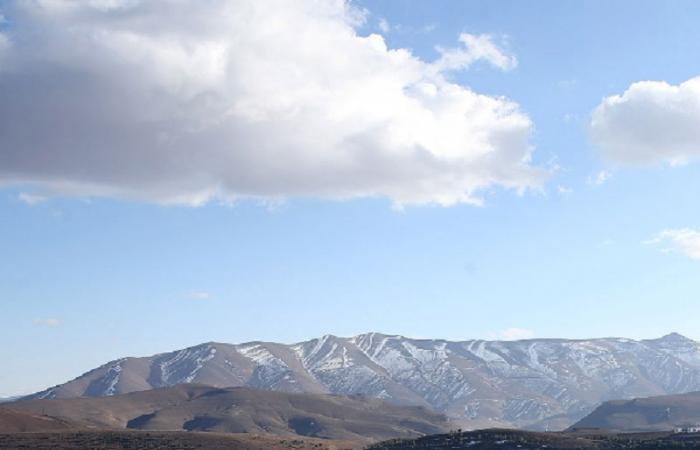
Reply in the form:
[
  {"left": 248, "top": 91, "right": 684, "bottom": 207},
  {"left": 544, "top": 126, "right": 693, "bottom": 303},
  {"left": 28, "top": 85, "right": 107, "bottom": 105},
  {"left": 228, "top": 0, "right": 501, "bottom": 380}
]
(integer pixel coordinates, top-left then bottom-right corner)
[
  {"left": 571, "top": 390, "right": 700, "bottom": 431},
  {"left": 6, "top": 384, "right": 449, "bottom": 442},
  {"left": 0, "top": 408, "right": 76, "bottom": 433}
]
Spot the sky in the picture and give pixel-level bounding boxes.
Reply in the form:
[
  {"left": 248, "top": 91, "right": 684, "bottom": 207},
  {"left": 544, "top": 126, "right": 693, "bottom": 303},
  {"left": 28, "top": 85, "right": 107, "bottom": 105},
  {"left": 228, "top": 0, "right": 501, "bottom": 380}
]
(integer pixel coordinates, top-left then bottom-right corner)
[{"left": 3, "top": 0, "right": 700, "bottom": 396}]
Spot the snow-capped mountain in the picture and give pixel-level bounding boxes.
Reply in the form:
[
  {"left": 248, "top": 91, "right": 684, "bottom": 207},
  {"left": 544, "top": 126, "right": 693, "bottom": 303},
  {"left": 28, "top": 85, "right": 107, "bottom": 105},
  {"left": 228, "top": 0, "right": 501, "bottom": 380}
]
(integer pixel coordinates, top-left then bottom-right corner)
[{"left": 28, "top": 332, "right": 700, "bottom": 430}]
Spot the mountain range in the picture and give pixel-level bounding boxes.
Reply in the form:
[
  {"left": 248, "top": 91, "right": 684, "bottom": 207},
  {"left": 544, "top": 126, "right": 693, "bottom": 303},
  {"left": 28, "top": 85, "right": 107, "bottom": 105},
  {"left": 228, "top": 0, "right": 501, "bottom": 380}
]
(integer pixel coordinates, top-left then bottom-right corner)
[{"left": 27, "top": 332, "right": 700, "bottom": 430}]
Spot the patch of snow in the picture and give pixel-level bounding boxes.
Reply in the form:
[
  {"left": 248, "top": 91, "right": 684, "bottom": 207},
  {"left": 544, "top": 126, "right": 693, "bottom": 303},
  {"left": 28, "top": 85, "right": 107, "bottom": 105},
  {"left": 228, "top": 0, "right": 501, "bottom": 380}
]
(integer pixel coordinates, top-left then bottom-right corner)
[
  {"left": 37, "top": 388, "right": 56, "bottom": 400},
  {"left": 466, "top": 341, "right": 507, "bottom": 364},
  {"left": 159, "top": 345, "right": 216, "bottom": 384},
  {"left": 104, "top": 359, "right": 125, "bottom": 396},
  {"left": 237, "top": 344, "right": 288, "bottom": 369},
  {"left": 402, "top": 341, "right": 448, "bottom": 365}
]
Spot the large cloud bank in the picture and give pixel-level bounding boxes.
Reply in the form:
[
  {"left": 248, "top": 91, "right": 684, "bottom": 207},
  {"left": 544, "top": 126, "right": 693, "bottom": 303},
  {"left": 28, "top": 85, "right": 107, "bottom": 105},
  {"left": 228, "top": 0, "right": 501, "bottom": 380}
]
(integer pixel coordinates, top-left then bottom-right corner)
[
  {"left": 591, "top": 77, "right": 700, "bottom": 167},
  {"left": 0, "top": 0, "right": 543, "bottom": 206}
]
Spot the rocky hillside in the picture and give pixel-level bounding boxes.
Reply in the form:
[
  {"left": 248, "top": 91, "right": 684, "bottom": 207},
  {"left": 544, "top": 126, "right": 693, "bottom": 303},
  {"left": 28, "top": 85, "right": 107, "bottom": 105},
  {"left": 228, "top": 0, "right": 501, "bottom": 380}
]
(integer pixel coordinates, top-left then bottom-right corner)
[{"left": 27, "top": 332, "right": 700, "bottom": 429}]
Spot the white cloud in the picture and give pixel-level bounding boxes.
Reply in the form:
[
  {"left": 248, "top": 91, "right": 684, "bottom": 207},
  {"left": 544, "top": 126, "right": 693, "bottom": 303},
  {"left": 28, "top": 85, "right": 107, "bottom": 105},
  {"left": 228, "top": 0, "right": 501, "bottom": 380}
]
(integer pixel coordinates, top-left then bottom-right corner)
[
  {"left": 557, "top": 185, "right": 573, "bottom": 195},
  {"left": 433, "top": 33, "right": 518, "bottom": 73},
  {"left": 648, "top": 228, "right": 700, "bottom": 260},
  {"left": 188, "top": 291, "right": 212, "bottom": 300},
  {"left": 0, "top": 1, "right": 543, "bottom": 207},
  {"left": 17, "top": 192, "right": 47, "bottom": 205},
  {"left": 33, "top": 318, "right": 61, "bottom": 328},
  {"left": 587, "top": 170, "right": 611, "bottom": 186},
  {"left": 378, "top": 17, "right": 390, "bottom": 33},
  {"left": 591, "top": 77, "right": 700, "bottom": 166},
  {"left": 491, "top": 327, "right": 535, "bottom": 341}
]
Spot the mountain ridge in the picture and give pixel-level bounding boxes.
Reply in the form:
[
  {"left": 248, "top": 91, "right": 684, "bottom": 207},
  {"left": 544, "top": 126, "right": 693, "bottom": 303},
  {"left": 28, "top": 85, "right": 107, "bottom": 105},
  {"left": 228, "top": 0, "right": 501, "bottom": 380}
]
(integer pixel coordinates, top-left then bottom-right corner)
[{"left": 26, "top": 332, "right": 700, "bottom": 430}]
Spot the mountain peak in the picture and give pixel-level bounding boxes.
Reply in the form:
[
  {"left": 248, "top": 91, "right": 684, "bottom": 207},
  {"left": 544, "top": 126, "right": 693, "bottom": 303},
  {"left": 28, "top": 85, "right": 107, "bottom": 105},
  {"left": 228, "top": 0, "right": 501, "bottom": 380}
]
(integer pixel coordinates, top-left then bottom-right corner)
[
  {"left": 665, "top": 331, "right": 689, "bottom": 338},
  {"left": 655, "top": 332, "right": 694, "bottom": 343}
]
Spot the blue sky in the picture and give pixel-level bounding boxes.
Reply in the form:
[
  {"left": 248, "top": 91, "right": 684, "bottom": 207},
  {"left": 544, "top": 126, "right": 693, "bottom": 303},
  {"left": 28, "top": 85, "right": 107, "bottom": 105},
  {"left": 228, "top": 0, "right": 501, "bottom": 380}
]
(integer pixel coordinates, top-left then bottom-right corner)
[{"left": 3, "top": 0, "right": 700, "bottom": 396}]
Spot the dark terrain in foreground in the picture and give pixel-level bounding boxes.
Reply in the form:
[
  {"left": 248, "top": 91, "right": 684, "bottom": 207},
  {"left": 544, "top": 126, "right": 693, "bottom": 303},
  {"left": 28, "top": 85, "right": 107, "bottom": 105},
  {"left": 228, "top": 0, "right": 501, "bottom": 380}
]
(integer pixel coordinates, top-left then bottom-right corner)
[
  {"left": 4, "top": 429, "right": 700, "bottom": 450},
  {"left": 366, "top": 429, "right": 700, "bottom": 450},
  {"left": 0, "top": 430, "right": 357, "bottom": 450}
]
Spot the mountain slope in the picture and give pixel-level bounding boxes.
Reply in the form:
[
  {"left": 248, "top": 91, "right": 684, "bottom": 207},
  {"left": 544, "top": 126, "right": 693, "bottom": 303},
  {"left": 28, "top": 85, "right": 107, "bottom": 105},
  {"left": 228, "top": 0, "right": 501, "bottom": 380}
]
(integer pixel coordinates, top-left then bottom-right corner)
[
  {"left": 571, "top": 390, "right": 700, "bottom": 431},
  {"left": 9, "top": 384, "right": 449, "bottom": 442},
  {"left": 27, "top": 332, "right": 700, "bottom": 430},
  {"left": 0, "top": 408, "right": 77, "bottom": 433}
]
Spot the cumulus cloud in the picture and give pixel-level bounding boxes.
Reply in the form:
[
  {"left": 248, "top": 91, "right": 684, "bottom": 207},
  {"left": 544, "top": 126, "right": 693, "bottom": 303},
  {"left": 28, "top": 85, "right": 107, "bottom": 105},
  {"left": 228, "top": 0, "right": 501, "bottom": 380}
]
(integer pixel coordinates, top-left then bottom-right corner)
[
  {"left": 433, "top": 33, "right": 518, "bottom": 73},
  {"left": 591, "top": 77, "right": 700, "bottom": 166},
  {"left": 0, "top": 0, "right": 543, "bottom": 207},
  {"left": 648, "top": 228, "right": 700, "bottom": 260}
]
